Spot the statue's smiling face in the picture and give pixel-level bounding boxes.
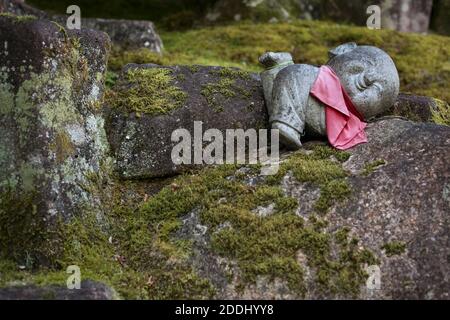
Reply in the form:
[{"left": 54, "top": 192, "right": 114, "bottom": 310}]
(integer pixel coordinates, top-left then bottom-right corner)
[{"left": 327, "top": 46, "right": 400, "bottom": 119}]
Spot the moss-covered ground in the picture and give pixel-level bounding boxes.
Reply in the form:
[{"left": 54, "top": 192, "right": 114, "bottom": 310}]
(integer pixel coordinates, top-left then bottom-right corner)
[
  {"left": 0, "top": 145, "right": 378, "bottom": 299},
  {"left": 106, "top": 67, "right": 187, "bottom": 116}
]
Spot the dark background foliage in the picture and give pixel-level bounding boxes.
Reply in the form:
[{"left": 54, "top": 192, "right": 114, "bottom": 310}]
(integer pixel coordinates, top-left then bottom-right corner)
[
  {"left": 27, "top": 0, "right": 449, "bottom": 34},
  {"left": 28, "top": 0, "right": 218, "bottom": 21}
]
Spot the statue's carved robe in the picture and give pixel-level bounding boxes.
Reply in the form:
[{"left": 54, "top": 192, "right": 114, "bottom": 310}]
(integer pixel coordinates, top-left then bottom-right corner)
[{"left": 270, "top": 65, "right": 367, "bottom": 150}]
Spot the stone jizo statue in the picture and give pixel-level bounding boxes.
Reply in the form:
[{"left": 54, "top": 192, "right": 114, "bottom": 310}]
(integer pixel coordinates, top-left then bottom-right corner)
[{"left": 259, "top": 42, "right": 400, "bottom": 150}]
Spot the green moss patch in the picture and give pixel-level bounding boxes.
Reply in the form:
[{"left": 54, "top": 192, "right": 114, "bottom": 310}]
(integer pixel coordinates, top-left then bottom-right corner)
[
  {"left": 108, "top": 47, "right": 164, "bottom": 72},
  {"left": 108, "top": 67, "right": 187, "bottom": 116},
  {"left": 201, "top": 68, "right": 252, "bottom": 112},
  {"left": 105, "top": 71, "right": 119, "bottom": 88},
  {"left": 211, "top": 68, "right": 251, "bottom": 80},
  {"left": 267, "top": 145, "right": 352, "bottom": 214},
  {"left": 431, "top": 99, "right": 450, "bottom": 126},
  {"left": 362, "top": 159, "right": 386, "bottom": 176},
  {"left": 0, "top": 189, "right": 63, "bottom": 268},
  {"left": 382, "top": 241, "right": 407, "bottom": 257},
  {"left": 0, "top": 13, "right": 37, "bottom": 23}
]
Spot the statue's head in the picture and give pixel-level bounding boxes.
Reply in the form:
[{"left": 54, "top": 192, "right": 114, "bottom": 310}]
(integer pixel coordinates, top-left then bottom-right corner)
[{"left": 326, "top": 43, "right": 400, "bottom": 119}]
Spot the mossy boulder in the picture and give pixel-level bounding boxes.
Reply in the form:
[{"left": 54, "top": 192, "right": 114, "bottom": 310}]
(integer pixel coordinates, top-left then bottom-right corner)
[
  {"left": 105, "top": 64, "right": 267, "bottom": 178},
  {"left": 381, "top": 93, "right": 450, "bottom": 124},
  {"left": 334, "top": 119, "right": 450, "bottom": 299},
  {"left": 48, "top": 118, "right": 446, "bottom": 300},
  {"left": 129, "top": 118, "right": 448, "bottom": 299},
  {"left": 1, "top": 114, "right": 447, "bottom": 299},
  {"left": 0, "top": 16, "right": 111, "bottom": 266}
]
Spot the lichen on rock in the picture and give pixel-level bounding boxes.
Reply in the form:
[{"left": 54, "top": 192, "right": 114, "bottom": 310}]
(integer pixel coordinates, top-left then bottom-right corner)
[{"left": 0, "top": 15, "right": 111, "bottom": 266}]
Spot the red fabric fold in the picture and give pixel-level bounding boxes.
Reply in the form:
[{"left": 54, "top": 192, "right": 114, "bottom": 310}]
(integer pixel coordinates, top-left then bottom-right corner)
[{"left": 310, "top": 66, "right": 367, "bottom": 150}]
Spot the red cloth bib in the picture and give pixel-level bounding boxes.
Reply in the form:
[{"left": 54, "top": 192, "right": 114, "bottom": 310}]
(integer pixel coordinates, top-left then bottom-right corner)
[{"left": 310, "top": 66, "right": 367, "bottom": 150}]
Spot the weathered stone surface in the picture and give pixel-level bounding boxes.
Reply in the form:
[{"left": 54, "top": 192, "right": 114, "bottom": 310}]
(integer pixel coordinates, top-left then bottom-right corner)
[
  {"left": 106, "top": 60, "right": 446, "bottom": 179},
  {"left": 0, "top": 16, "right": 111, "bottom": 265},
  {"left": 0, "top": 280, "right": 117, "bottom": 300},
  {"left": 305, "top": 119, "right": 449, "bottom": 299},
  {"left": 335, "top": 119, "right": 449, "bottom": 299},
  {"left": 82, "top": 18, "right": 163, "bottom": 53},
  {"left": 380, "top": 93, "right": 442, "bottom": 122},
  {"left": 105, "top": 64, "right": 268, "bottom": 179},
  {"left": 50, "top": 16, "right": 164, "bottom": 53}
]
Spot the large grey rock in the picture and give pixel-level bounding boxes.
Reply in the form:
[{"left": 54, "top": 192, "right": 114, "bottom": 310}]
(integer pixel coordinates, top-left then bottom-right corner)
[
  {"left": 105, "top": 64, "right": 268, "bottom": 179},
  {"left": 81, "top": 18, "right": 163, "bottom": 53},
  {"left": 380, "top": 93, "right": 447, "bottom": 123},
  {"left": 170, "top": 119, "right": 449, "bottom": 299},
  {"left": 334, "top": 119, "right": 449, "bottom": 299},
  {"left": 51, "top": 16, "right": 164, "bottom": 53},
  {"left": 0, "top": 280, "right": 117, "bottom": 300},
  {"left": 0, "top": 16, "right": 111, "bottom": 265},
  {"left": 307, "top": 119, "right": 449, "bottom": 299}
]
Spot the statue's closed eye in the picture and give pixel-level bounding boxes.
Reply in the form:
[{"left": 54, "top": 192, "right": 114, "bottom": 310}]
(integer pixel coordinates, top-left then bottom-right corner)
[
  {"left": 356, "top": 72, "right": 381, "bottom": 92},
  {"left": 355, "top": 73, "right": 369, "bottom": 91}
]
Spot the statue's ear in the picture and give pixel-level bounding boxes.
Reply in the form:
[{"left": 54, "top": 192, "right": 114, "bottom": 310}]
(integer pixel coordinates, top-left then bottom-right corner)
[{"left": 328, "top": 42, "right": 357, "bottom": 59}]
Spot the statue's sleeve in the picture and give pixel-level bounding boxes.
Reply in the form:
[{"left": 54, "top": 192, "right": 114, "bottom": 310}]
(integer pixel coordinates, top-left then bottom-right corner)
[{"left": 270, "top": 71, "right": 306, "bottom": 136}]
